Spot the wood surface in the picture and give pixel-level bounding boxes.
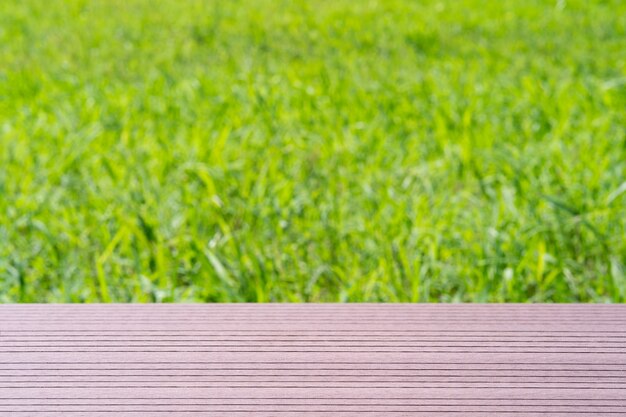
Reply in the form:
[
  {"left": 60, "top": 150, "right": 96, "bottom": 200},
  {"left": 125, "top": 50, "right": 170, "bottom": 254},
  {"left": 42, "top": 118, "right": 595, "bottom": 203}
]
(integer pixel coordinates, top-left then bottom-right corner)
[{"left": 1, "top": 304, "right": 625, "bottom": 416}]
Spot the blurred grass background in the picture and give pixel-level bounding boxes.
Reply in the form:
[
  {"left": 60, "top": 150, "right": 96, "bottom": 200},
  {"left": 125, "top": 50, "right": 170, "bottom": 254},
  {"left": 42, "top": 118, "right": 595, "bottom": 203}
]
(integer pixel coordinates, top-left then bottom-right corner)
[{"left": 0, "top": 0, "right": 625, "bottom": 302}]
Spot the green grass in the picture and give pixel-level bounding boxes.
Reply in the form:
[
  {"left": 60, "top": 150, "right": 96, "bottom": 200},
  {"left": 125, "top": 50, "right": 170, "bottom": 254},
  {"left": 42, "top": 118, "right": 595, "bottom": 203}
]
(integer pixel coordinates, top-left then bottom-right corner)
[{"left": 1, "top": 0, "right": 625, "bottom": 302}]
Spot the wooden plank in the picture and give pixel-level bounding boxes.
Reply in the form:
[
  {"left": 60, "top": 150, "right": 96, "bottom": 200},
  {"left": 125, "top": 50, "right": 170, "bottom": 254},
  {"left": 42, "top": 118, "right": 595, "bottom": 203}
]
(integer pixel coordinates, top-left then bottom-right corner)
[{"left": 1, "top": 304, "right": 625, "bottom": 416}]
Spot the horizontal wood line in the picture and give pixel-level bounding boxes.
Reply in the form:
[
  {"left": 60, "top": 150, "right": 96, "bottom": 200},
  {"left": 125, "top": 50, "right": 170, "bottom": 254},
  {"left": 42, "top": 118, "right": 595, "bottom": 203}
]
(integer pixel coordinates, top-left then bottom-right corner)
[
  {"left": 0, "top": 360, "right": 626, "bottom": 366},
  {"left": 0, "top": 403, "right": 626, "bottom": 413},
  {"left": 1, "top": 398, "right": 623, "bottom": 401},
  {"left": 3, "top": 385, "right": 624, "bottom": 389},
  {"left": 6, "top": 317, "right": 626, "bottom": 326},
  {"left": 0, "top": 339, "right": 626, "bottom": 349},
  {"left": 7, "top": 317, "right": 623, "bottom": 321},
  {"left": 10, "top": 315, "right": 626, "bottom": 319},
  {"left": 3, "top": 409, "right": 623, "bottom": 415},
  {"left": 5, "top": 336, "right": 626, "bottom": 340},
  {"left": 39, "top": 316, "right": 626, "bottom": 319},
  {"left": 6, "top": 374, "right": 626, "bottom": 377},
  {"left": 7, "top": 333, "right": 625, "bottom": 336},
  {"left": 5, "top": 330, "right": 626, "bottom": 333},
  {"left": 4, "top": 350, "right": 623, "bottom": 353},
  {"left": 2, "top": 402, "right": 624, "bottom": 405},
  {"left": 8, "top": 381, "right": 626, "bottom": 384},
  {"left": 2, "top": 403, "right": 625, "bottom": 407},
  {"left": 5, "top": 368, "right": 626, "bottom": 371},
  {"left": 6, "top": 341, "right": 624, "bottom": 346}
]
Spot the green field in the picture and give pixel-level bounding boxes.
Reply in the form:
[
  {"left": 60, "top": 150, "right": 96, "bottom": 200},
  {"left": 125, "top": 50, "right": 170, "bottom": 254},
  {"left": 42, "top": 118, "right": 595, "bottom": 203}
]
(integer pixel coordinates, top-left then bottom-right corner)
[{"left": 1, "top": 0, "right": 625, "bottom": 302}]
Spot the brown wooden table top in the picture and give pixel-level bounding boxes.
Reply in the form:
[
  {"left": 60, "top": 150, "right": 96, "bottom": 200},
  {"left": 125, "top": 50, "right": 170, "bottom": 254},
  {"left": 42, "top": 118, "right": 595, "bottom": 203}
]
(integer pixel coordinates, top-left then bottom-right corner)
[{"left": 1, "top": 304, "right": 625, "bottom": 416}]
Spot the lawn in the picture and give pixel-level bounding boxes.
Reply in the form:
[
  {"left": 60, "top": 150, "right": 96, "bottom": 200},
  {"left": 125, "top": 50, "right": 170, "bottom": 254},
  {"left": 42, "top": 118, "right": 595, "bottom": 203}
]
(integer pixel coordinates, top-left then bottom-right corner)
[{"left": 1, "top": 0, "right": 625, "bottom": 302}]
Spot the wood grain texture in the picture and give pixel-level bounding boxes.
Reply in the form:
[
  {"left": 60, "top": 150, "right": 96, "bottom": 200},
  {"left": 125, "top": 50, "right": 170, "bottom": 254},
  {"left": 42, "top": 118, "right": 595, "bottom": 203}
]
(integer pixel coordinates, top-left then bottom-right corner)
[{"left": 1, "top": 304, "right": 625, "bottom": 416}]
